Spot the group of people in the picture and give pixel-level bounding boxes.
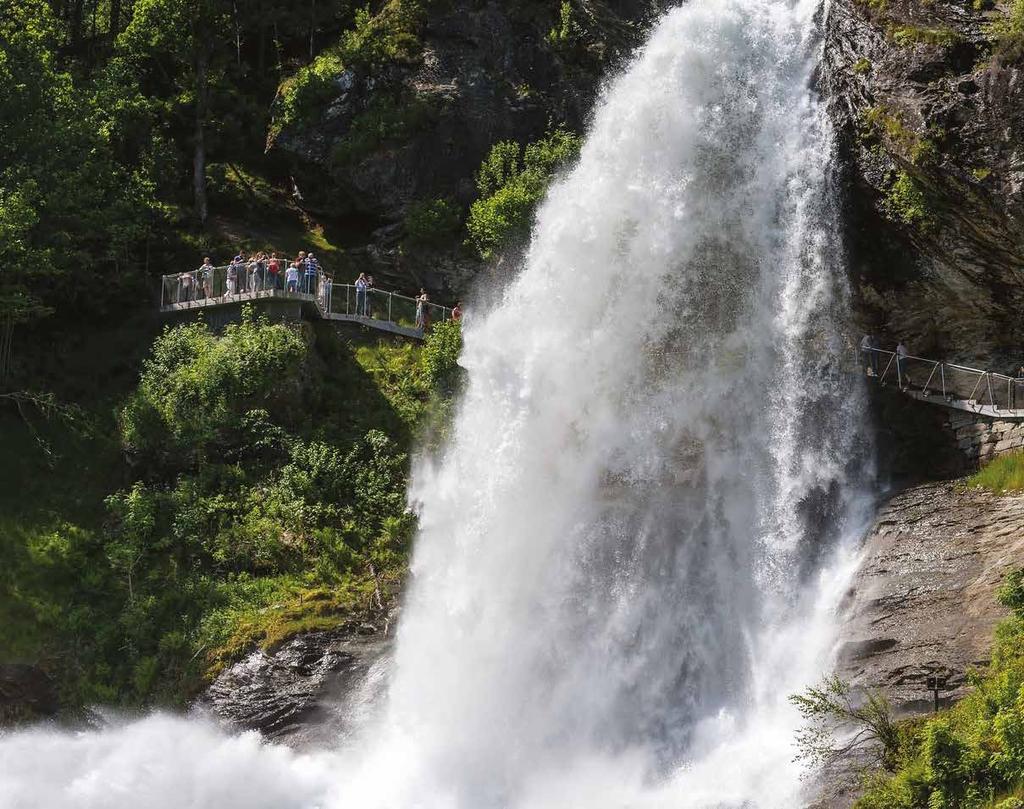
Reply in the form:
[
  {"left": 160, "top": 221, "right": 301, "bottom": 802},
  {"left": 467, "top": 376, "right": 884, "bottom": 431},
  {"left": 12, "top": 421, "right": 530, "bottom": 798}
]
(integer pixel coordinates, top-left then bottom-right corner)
[
  {"left": 859, "top": 334, "right": 909, "bottom": 378},
  {"left": 174, "top": 255, "right": 463, "bottom": 333},
  {"left": 176, "top": 250, "right": 329, "bottom": 303}
]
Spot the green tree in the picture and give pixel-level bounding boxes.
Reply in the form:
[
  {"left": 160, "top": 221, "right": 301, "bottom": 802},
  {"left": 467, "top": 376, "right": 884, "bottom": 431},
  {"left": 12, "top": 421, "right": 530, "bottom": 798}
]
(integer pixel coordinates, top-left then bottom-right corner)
[
  {"left": 467, "top": 128, "right": 581, "bottom": 259},
  {"left": 0, "top": 0, "right": 156, "bottom": 372}
]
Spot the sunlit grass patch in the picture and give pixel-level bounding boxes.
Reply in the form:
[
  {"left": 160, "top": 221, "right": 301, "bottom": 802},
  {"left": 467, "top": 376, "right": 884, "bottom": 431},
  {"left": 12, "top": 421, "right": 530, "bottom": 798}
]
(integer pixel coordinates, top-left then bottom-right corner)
[{"left": 968, "top": 451, "right": 1024, "bottom": 492}]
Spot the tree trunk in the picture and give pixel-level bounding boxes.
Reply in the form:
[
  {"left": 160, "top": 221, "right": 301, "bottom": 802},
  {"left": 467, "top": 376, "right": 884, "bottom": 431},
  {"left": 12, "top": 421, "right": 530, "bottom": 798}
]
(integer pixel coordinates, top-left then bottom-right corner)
[
  {"left": 109, "top": 0, "right": 121, "bottom": 38},
  {"left": 0, "top": 317, "right": 13, "bottom": 383},
  {"left": 70, "top": 0, "right": 84, "bottom": 45},
  {"left": 258, "top": 2, "right": 267, "bottom": 77},
  {"left": 308, "top": 0, "right": 315, "bottom": 60},
  {"left": 193, "top": 42, "right": 210, "bottom": 226}
]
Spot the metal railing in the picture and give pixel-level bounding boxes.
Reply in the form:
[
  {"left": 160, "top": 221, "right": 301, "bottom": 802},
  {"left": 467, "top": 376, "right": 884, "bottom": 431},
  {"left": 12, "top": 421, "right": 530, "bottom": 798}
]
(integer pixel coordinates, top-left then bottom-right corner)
[
  {"left": 161, "top": 264, "right": 324, "bottom": 307},
  {"left": 161, "top": 266, "right": 453, "bottom": 335},
  {"left": 325, "top": 285, "right": 452, "bottom": 330},
  {"left": 859, "top": 346, "right": 1024, "bottom": 412}
]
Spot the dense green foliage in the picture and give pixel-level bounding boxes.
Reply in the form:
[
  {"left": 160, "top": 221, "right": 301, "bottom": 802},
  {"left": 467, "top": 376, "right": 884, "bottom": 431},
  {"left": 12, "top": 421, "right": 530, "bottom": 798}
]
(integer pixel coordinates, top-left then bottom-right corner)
[
  {"left": 969, "top": 452, "right": 1024, "bottom": 493},
  {"left": 467, "top": 128, "right": 582, "bottom": 259},
  {"left": 0, "top": 0, "right": 157, "bottom": 327},
  {"left": 854, "top": 570, "right": 1024, "bottom": 808},
  {"left": 403, "top": 198, "right": 463, "bottom": 249},
  {"left": 0, "top": 313, "right": 462, "bottom": 707}
]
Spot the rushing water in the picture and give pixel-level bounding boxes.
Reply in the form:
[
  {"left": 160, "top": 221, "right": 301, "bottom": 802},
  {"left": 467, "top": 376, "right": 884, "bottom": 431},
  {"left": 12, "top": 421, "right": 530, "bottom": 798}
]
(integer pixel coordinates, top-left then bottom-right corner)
[{"left": 0, "top": 1, "right": 872, "bottom": 806}]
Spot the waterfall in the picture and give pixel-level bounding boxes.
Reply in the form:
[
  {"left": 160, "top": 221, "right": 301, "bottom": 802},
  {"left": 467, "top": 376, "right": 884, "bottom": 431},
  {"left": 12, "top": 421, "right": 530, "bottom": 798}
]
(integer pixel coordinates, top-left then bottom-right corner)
[{"left": 0, "top": 1, "right": 871, "bottom": 807}]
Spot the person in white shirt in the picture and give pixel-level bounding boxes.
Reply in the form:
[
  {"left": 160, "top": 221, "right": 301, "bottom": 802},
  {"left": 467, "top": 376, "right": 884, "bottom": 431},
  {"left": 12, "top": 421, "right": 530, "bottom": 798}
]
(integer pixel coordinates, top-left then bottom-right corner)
[
  {"left": 355, "top": 273, "right": 368, "bottom": 316},
  {"left": 286, "top": 262, "right": 300, "bottom": 293}
]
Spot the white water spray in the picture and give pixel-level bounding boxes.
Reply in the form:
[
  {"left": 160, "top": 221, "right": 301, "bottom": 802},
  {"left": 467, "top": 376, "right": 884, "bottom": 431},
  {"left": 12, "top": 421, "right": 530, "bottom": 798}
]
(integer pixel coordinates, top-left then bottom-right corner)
[{"left": 0, "top": 1, "right": 871, "bottom": 806}]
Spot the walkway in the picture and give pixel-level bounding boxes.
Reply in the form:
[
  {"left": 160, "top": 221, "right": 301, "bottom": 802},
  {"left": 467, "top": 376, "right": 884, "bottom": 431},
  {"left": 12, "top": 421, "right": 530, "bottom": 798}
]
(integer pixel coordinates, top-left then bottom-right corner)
[
  {"left": 160, "top": 267, "right": 452, "bottom": 340},
  {"left": 861, "top": 347, "right": 1024, "bottom": 419}
]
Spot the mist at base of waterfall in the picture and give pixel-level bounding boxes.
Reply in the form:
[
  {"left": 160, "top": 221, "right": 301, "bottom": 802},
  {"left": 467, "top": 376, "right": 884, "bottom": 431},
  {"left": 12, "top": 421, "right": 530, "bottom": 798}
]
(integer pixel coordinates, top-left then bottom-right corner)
[{"left": 0, "top": 0, "right": 872, "bottom": 806}]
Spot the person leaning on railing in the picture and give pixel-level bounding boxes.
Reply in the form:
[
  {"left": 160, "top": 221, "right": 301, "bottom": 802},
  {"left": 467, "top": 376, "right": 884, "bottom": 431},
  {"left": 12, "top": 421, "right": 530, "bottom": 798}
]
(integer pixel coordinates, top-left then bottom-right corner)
[{"left": 178, "top": 267, "right": 196, "bottom": 303}]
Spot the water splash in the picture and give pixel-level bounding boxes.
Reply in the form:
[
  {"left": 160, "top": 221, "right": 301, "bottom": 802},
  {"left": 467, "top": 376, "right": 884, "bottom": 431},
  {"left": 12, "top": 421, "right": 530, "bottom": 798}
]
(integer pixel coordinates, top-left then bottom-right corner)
[{"left": 0, "top": 1, "right": 871, "bottom": 806}]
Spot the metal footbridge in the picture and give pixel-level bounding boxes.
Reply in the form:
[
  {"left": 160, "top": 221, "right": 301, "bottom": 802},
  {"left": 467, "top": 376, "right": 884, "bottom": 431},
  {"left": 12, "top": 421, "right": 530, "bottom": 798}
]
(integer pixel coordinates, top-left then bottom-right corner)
[
  {"left": 861, "top": 346, "right": 1024, "bottom": 420},
  {"left": 160, "top": 266, "right": 453, "bottom": 340}
]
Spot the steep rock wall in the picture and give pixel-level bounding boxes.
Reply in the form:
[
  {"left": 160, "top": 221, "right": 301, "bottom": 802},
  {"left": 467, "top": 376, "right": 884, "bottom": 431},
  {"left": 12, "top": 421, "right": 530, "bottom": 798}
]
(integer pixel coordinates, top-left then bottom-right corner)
[{"left": 824, "top": 0, "right": 1024, "bottom": 365}]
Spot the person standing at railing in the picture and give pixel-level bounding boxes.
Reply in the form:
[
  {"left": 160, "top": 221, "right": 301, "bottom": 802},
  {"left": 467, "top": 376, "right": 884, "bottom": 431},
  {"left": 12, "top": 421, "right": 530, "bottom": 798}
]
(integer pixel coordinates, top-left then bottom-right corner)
[
  {"left": 452, "top": 302, "right": 462, "bottom": 322},
  {"left": 305, "top": 253, "right": 319, "bottom": 297},
  {"left": 286, "top": 261, "right": 300, "bottom": 292},
  {"left": 366, "top": 275, "right": 376, "bottom": 318},
  {"left": 416, "top": 289, "right": 430, "bottom": 331},
  {"left": 896, "top": 341, "right": 909, "bottom": 387},
  {"left": 355, "top": 273, "right": 369, "bottom": 316},
  {"left": 296, "top": 251, "right": 308, "bottom": 293},
  {"left": 178, "top": 268, "right": 195, "bottom": 303},
  {"left": 231, "top": 250, "right": 247, "bottom": 294},
  {"left": 268, "top": 253, "right": 281, "bottom": 290},
  {"left": 248, "top": 257, "right": 260, "bottom": 293},
  {"left": 860, "top": 334, "right": 879, "bottom": 377},
  {"left": 319, "top": 274, "right": 332, "bottom": 310},
  {"left": 198, "top": 257, "right": 214, "bottom": 300}
]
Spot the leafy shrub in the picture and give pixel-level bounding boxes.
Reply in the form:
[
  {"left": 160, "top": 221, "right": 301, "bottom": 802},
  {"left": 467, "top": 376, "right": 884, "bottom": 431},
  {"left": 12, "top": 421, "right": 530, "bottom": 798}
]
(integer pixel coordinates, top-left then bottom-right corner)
[
  {"left": 340, "top": 0, "right": 425, "bottom": 69},
  {"left": 422, "top": 319, "right": 463, "bottom": 394},
  {"left": 467, "top": 128, "right": 582, "bottom": 259},
  {"left": 121, "top": 310, "right": 306, "bottom": 456},
  {"left": 547, "top": 1, "right": 579, "bottom": 50},
  {"left": 272, "top": 49, "right": 348, "bottom": 137},
  {"left": 403, "top": 198, "right": 462, "bottom": 249},
  {"left": 271, "top": 0, "right": 426, "bottom": 138},
  {"left": 883, "top": 171, "right": 932, "bottom": 228}
]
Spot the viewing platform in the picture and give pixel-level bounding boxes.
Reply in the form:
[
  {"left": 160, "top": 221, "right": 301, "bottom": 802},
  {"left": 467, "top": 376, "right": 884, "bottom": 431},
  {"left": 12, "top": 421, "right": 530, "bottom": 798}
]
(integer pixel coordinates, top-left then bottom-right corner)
[
  {"left": 160, "top": 266, "right": 453, "bottom": 340},
  {"left": 860, "top": 347, "right": 1024, "bottom": 419},
  {"left": 860, "top": 346, "right": 1024, "bottom": 466}
]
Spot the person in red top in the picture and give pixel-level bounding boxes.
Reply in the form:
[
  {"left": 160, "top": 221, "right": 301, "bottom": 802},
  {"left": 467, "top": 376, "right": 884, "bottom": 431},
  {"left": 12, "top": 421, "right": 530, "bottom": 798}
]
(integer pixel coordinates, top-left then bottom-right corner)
[
  {"left": 268, "top": 253, "right": 281, "bottom": 290},
  {"left": 451, "top": 302, "right": 463, "bottom": 322}
]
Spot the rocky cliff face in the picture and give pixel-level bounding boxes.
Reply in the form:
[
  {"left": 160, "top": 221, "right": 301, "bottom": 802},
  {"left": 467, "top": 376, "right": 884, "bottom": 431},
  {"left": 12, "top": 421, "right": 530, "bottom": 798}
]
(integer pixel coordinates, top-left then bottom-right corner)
[
  {"left": 270, "top": 0, "right": 665, "bottom": 295},
  {"left": 838, "top": 481, "right": 1024, "bottom": 713},
  {"left": 823, "top": 0, "right": 1024, "bottom": 365}
]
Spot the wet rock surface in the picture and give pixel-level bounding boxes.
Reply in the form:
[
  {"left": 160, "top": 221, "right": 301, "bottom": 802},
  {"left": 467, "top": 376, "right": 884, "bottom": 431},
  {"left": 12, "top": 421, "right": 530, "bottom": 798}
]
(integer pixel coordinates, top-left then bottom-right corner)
[
  {"left": 201, "top": 629, "right": 390, "bottom": 749},
  {"left": 823, "top": 0, "right": 1024, "bottom": 362},
  {"left": 838, "top": 481, "right": 1024, "bottom": 713},
  {"left": 815, "top": 481, "right": 1024, "bottom": 808}
]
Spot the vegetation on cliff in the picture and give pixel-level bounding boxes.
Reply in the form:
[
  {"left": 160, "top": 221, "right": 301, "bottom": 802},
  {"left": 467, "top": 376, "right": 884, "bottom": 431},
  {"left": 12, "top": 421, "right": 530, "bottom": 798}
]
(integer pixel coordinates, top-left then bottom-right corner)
[
  {"left": 970, "top": 452, "right": 1024, "bottom": 494},
  {"left": 0, "top": 313, "right": 461, "bottom": 709},
  {"left": 797, "top": 568, "right": 1024, "bottom": 808},
  {"left": 852, "top": 569, "right": 1024, "bottom": 807}
]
